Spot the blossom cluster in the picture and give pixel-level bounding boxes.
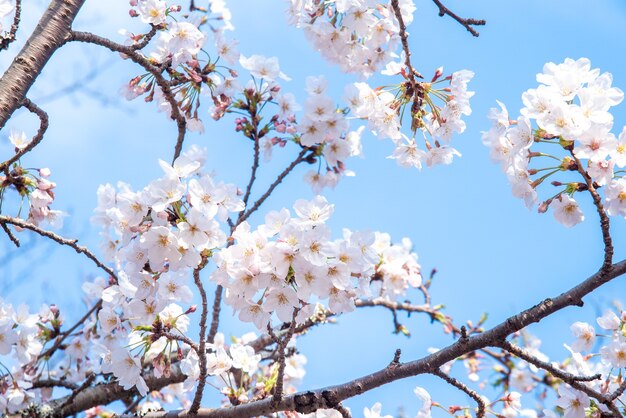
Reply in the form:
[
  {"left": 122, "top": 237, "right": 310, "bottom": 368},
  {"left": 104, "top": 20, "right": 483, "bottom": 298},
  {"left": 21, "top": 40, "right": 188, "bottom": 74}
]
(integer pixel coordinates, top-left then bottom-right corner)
[
  {"left": 122, "top": 0, "right": 240, "bottom": 132},
  {"left": 1, "top": 132, "right": 64, "bottom": 228},
  {"left": 285, "top": 0, "right": 416, "bottom": 79},
  {"left": 345, "top": 68, "right": 474, "bottom": 169},
  {"left": 0, "top": 300, "right": 53, "bottom": 413},
  {"left": 89, "top": 146, "right": 243, "bottom": 393},
  {"left": 212, "top": 195, "right": 422, "bottom": 329},
  {"left": 483, "top": 58, "right": 626, "bottom": 227}
]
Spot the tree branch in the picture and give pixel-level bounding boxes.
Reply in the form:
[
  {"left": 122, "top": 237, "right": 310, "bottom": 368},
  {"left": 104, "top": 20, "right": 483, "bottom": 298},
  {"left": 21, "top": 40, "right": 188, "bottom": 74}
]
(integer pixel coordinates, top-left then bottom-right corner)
[
  {"left": 0, "top": 0, "right": 87, "bottom": 128},
  {"left": 499, "top": 340, "right": 619, "bottom": 415},
  {"left": 69, "top": 30, "right": 187, "bottom": 162},
  {"left": 432, "top": 369, "right": 486, "bottom": 418},
  {"left": 237, "top": 148, "right": 310, "bottom": 225},
  {"left": 0, "top": 215, "right": 116, "bottom": 280},
  {"left": 190, "top": 259, "right": 210, "bottom": 414},
  {"left": 431, "top": 0, "right": 486, "bottom": 37},
  {"left": 572, "top": 153, "right": 613, "bottom": 270},
  {"left": 0, "top": 98, "right": 49, "bottom": 173}
]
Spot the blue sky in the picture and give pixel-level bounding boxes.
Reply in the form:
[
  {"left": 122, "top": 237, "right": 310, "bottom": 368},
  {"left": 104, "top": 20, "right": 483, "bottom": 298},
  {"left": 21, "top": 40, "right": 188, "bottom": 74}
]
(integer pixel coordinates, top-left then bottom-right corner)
[{"left": 2, "top": 0, "right": 626, "bottom": 416}]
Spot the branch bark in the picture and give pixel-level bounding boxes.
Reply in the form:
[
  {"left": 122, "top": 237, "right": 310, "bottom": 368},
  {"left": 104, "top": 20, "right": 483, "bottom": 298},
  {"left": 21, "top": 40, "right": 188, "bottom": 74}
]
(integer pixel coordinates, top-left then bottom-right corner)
[{"left": 0, "top": 0, "right": 87, "bottom": 129}]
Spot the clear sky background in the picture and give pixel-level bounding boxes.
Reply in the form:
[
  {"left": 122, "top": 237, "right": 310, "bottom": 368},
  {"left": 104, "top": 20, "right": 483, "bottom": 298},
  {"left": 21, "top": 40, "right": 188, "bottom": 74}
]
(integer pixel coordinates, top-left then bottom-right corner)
[{"left": 2, "top": 0, "right": 626, "bottom": 416}]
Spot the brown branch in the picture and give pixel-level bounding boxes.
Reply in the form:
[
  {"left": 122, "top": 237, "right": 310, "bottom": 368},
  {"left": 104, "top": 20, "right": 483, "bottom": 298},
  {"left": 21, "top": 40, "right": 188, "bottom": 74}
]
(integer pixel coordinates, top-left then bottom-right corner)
[
  {"left": 334, "top": 403, "right": 351, "bottom": 418},
  {"left": 56, "top": 373, "right": 97, "bottom": 411},
  {"left": 38, "top": 299, "right": 102, "bottom": 361},
  {"left": 48, "top": 363, "right": 187, "bottom": 417},
  {"left": 239, "top": 126, "right": 261, "bottom": 218},
  {"left": 354, "top": 298, "right": 432, "bottom": 314},
  {"left": 207, "top": 285, "right": 223, "bottom": 345},
  {"left": 1, "top": 222, "right": 19, "bottom": 247},
  {"left": 431, "top": 0, "right": 486, "bottom": 37},
  {"left": 432, "top": 369, "right": 486, "bottom": 418},
  {"left": 0, "top": 215, "right": 117, "bottom": 280},
  {"left": 190, "top": 259, "right": 209, "bottom": 414},
  {"left": 609, "top": 379, "right": 626, "bottom": 402},
  {"left": 237, "top": 148, "right": 310, "bottom": 225},
  {"left": 69, "top": 30, "right": 187, "bottom": 162},
  {"left": 0, "top": 0, "right": 86, "bottom": 129},
  {"left": 498, "top": 340, "right": 601, "bottom": 383},
  {"left": 499, "top": 340, "right": 619, "bottom": 415},
  {"left": 31, "top": 379, "right": 79, "bottom": 390},
  {"left": 0, "top": 0, "right": 21, "bottom": 51},
  {"left": 390, "top": 0, "right": 421, "bottom": 84},
  {"left": 272, "top": 310, "right": 299, "bottom": 404},
  {"left": 572, "top": 153, "right": 613, "bottom": 270},
  {"left": 130, "top": 24, "right": 159, "bottom": 51},
  {"left": 0, "top": 98, "right": 49, "bottom": 172}
]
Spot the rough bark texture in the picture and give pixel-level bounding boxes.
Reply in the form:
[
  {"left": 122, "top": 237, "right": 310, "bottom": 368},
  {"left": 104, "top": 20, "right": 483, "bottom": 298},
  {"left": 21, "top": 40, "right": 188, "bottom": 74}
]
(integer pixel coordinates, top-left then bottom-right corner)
[{"left": 0, "top": 0, "right": 87, "bottom": 129}]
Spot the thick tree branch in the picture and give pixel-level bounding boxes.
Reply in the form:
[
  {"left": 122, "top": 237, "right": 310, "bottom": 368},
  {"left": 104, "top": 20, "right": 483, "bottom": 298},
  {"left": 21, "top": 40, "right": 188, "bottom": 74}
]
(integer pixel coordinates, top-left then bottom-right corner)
[
  {"left": 48, "top": 364, "right": 187, "bottom": 417},
  {"left": 0, "top": 0, "right": 86, "bottom": 128}
]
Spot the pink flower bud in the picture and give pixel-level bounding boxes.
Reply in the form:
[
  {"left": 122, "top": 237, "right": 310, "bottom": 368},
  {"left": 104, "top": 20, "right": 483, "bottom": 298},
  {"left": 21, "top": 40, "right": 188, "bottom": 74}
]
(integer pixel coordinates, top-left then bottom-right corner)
[
  {"left": 275, "top": 123, "right": 286, "bottom": 133},
  {"left": 39, "top": 167, "right": 51, "bottom": 177},
  {"left": 129, "top": 9, "right": 139, "bottom": 17},
  {"left": 431, "top": 66, "right": 444, "bottom": 82}
]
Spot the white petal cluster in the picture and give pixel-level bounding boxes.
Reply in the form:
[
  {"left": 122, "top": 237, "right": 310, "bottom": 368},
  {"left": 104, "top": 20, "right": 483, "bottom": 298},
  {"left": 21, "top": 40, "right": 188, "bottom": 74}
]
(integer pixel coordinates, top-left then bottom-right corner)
[
  {"left": 483, "top": 58, "right": 626, "bottom": 227},
  {"left": 286, "top": 0, "right": 416, "bottom": 78},
  {"left": 346, "top": 70, "right": 473, "bottom": 169},
  {"left": 0, "top": 300, "right": 46, "bottom": 413},
  {"left": 89, "top": 146, "right": 244, "bottom": 394},
  {"left": 212, "top": 195, "right": 422, "bottom": 329}
]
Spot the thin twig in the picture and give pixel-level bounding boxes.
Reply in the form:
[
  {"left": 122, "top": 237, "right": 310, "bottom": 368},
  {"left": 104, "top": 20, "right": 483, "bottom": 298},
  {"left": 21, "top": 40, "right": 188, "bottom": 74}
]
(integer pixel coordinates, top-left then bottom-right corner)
[
  {"left": 499, "top": 340, "right": 601, "bottom": 383},
  {"left": 432, "top": 369, "right": 486, "bottom": 417},
  {"left": 390, "top": 0, "right": 420, "bottom": 85},
  {"left": 431, "top": 0, "right": 486, "bottom": 37},
  {"left": 238, "top": 148, "right": 309, "bottom": 224},
  {"left": 131, "top": 24, "right": 159, "bottom": 51},
  {"left": 0, "top": 98, "right": 48, "bottom": 172},
  {"left": 1, "top": 222, "right": 19, "bottom": 247},
  {"left": 206, "top": 285, "right": 223, "bottom": 345},
  {"left": 69, "top": 31, "right": 187, "bottom": 162},
  {"left": 609, "top": 379, "right": 626, "bottom": 402},
  {"left": 572, "top": 153, "right": 613, "bottom": 270},
  {"left": 190, "top": 258, "right": 209, "bottom": 414},
  {"left": 272, "top": 309, "right": 299, "bottom": 404},
  {"left": 499, "top": 340, "right": 620, "bottom": 414},
  {"left": 0, "top": 215, "right": 116, "bottom": 280},
  {"left": 240, "top": 126, "right": 261, "bottom": 216},
  {"left": 38, "top": 300, "right": 102, "bottom": 360}
]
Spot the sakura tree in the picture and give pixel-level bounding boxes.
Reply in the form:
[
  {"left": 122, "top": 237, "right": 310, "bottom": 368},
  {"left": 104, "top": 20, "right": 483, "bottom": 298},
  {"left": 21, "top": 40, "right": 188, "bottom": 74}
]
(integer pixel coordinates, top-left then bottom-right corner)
[{"left": 0, "top": 1, "right": 626, "bottom": 417}]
